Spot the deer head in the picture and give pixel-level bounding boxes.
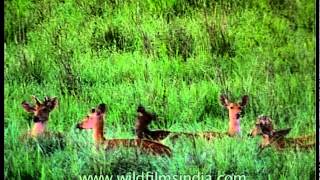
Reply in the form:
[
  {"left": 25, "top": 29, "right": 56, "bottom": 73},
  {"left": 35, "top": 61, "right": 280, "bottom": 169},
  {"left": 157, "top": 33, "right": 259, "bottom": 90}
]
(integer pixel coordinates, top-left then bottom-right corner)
[
  {"left": 76, "top": 103, "right": 107, "bottom": 129},
  {"left": 135, "top": 105, "right": 157, "bottom": 131},
  {"left": 21, "top": 96, "right": 58, "bottom": 136},
  {"left": 220, "top": 94, "right": 249, "bottom": 136},
  {"left": 249, "top": 115, "right": 274, "bottom": 137},
  {"left": 22, "top": 96, "right": 58, "bottom": 123},
  {"left": 76, "top": 103, "right": 107, "bottom": 144}
]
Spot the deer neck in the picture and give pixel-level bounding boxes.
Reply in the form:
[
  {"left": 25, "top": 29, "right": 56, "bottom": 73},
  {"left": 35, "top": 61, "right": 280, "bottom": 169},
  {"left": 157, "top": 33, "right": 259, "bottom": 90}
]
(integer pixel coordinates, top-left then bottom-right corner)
[
  {"left": 136, "top": 120, "right": 150, "bottom": 132},
  {"left": 93, "top": 118, "right": 106, "bottom": 144},
  {"left": 228, "top": 113, "right": 241, "bottom": 136},
  {"left": 31, "top": 122, "right": 47, "bottom": 137}
]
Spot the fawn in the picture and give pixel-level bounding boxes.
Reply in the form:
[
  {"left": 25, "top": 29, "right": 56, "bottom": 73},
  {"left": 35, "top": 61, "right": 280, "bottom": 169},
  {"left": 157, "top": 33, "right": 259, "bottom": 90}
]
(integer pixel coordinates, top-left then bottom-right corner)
[
  {"left": 76, "top": 103, "right": 172, "bottom": 156},
  {"left": 249, "top": 115, "right": 315, "bottom": 151},
  {"left": 134, "top": 95, "right": 249, "bottom": 142}
]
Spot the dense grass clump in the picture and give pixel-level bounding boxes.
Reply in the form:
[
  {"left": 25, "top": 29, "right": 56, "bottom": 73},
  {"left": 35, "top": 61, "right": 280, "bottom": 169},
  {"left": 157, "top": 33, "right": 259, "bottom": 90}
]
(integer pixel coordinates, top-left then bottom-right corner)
[
  {"left": 5, "top": 0, "right": 315, "bottom": 179},
  {"left": 166, "top": 25, "right": 194, "bottom": 61}
]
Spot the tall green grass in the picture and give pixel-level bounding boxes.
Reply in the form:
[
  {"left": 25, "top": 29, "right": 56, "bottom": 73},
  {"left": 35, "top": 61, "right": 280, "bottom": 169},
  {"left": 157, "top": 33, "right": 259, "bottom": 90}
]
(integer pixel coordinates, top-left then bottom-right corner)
[{"left": 5, "top": 0, "right": 315, "bottom": 179}]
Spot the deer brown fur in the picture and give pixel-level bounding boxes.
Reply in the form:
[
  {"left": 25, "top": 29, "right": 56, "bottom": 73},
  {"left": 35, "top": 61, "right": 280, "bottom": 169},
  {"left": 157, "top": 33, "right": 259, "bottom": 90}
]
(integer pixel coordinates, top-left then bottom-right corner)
[
  {"left": 76, "top": 103, "right": 172, "bottom": 156},
  {"left": 249, "top": 115, "right": 315, "bottom": 151},
  {"left": 135, "top": 95, "right": 249, "bottom": 142}
]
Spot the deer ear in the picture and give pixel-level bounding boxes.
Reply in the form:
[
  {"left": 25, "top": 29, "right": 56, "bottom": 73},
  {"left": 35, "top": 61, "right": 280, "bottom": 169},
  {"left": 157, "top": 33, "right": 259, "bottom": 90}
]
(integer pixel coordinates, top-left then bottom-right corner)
[
  {"left": 240, "top": 95, "right": 249, "bottom": 107},
  {"left": 48, "top": 97, "right": 58, "bottom": 110},
  {"left": 97, "top": 103, "right": 106, "bottom": 113},
  {"left": 21, "top": 101, "right": 35, "bottom": 112},
  {"left": 220, "top": 95, "right": 229, "bottom": 107},
  {"left": 32, "top": 95, "right": 42, "bottom": 106},
  {"left": 137, "top": 105, "right": 145, "bottom": 113}
]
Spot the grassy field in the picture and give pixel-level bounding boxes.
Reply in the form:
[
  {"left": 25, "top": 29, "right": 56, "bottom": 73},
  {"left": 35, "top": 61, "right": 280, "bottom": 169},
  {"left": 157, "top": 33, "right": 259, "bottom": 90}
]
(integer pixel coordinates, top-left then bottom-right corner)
[{"left": 4, "top": 0, "right": 316, "bottom": 179}]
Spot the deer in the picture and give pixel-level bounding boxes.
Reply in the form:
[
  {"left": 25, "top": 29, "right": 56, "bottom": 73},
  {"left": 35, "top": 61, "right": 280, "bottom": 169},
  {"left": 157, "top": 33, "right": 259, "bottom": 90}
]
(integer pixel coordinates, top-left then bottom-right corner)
[
  {"left": 20, "top": 95, "right": 65, "bottom": 152},
  {"left": 21, "top": 95, "right": 61, "bottom": 138},
  {"left": 134, "top": 94, "right": 249, "bottom": 142},
  {"left": 76, "top": 103, "right": 172, "bottom": 157},
  {"left": 249, "top": 115, "right": 315, "bottom": 152}
]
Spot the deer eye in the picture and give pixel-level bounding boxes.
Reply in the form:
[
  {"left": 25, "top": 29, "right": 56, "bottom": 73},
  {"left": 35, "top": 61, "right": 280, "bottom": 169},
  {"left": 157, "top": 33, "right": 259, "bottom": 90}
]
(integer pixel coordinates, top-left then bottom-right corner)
[{"left": 230, "top": 106, "right": 234, "bottom": 109}]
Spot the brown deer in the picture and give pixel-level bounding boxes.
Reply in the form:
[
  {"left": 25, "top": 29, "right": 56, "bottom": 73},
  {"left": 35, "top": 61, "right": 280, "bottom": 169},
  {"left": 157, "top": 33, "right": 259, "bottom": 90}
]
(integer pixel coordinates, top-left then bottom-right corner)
[
  {"left": 21, "top": 95, "right": 62, "bottom": 138},
  {"left": 20, "top": 95, "right": 65, "bottom": 153},
  {"left": 249, "top": 115, "right": 315, "bottom": 151},
  {"left": 134, "top": 95, "right": 249, "bottom": 142},
  {"left": 76, "top": 103, "right": 172, "bottom": 156}
]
